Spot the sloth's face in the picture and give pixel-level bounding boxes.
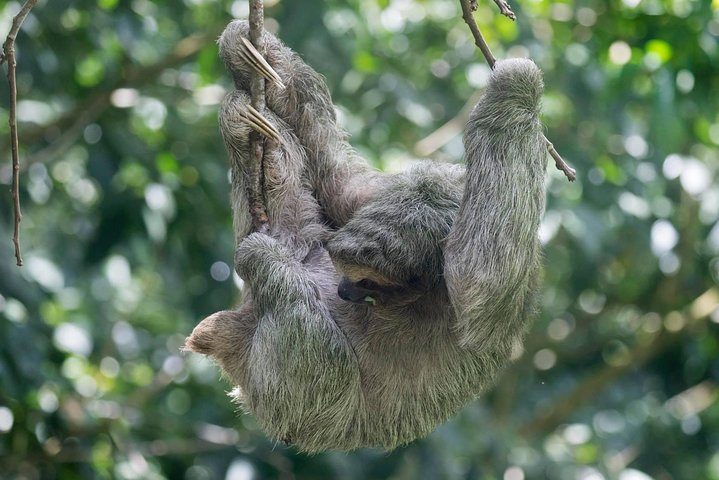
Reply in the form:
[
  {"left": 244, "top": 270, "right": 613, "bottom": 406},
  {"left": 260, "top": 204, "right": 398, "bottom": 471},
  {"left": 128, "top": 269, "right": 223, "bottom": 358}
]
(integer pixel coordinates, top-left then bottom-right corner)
[
  {"left": 330, "top": 258, "right": 426, "bottom": 307},
  {"left": 326, "top": 182, "right": 450, "bottom": 307}
]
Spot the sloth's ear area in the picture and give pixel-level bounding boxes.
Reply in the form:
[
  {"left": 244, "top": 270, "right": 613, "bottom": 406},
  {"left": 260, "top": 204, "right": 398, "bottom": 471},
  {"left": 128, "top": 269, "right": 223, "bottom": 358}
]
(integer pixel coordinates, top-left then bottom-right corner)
[
  {"left": 184, "top": 310, "right": 242, "bottom": 356},
  {"left": 184, "top": 310, "right": 253, "bottom": 386}
]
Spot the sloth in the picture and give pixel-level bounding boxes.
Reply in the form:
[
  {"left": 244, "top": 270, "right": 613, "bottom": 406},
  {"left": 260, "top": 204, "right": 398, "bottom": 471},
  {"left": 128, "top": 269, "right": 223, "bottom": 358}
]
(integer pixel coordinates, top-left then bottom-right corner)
[{"left": 186, "top": 20, "right": 547, "bottom": 453}]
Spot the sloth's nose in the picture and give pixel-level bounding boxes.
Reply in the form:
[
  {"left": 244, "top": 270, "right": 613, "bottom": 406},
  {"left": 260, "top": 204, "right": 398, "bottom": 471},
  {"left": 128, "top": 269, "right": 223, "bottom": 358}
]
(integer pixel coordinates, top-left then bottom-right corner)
[{"left": 337, "top": 278, "right": 369, "bottom": 303}]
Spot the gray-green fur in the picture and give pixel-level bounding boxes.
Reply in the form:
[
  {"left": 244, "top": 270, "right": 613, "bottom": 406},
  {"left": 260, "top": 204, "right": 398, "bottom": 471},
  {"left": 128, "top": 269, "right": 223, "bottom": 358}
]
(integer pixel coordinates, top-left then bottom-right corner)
[{"left": 186, "top": 20, "right": 547, "bottom": 453}]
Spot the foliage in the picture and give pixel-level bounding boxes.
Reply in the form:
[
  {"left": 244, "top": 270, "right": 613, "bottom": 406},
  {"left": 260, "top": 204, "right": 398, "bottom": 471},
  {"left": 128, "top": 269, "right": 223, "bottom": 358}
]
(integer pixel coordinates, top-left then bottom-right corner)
[{"left": 0, "top": 0, "right": 718, "bottom": 478}]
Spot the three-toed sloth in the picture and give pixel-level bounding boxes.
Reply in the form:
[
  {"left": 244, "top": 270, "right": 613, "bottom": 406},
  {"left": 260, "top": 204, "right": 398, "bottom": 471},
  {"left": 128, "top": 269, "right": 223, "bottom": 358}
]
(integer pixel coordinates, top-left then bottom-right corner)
[{"left": 186, "top": 20, "right": 547, "bottom": 453}]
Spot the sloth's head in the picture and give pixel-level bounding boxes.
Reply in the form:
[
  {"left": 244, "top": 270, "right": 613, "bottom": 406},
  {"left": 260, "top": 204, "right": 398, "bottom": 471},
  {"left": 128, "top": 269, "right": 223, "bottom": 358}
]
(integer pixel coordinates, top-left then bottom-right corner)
[{"left": 326, "top": 166, "right": 461, "bottom": 306}]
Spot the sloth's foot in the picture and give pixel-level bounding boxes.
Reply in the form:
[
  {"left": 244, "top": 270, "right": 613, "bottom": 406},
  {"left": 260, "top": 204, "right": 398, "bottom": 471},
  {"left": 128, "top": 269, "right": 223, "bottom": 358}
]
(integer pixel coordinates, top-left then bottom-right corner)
[
  {"left": 239, "top": 104, "right": 281, "bottom": 142},
  {"left": 238, "top": 37, "right": 286, "bottom": 89}
]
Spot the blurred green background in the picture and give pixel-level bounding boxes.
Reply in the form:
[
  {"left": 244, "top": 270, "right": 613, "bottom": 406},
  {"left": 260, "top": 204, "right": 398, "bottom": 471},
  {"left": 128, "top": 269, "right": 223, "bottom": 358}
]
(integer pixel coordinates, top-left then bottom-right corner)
[{"left": 1, "top": 0, "right": 718, "bottom": 478}]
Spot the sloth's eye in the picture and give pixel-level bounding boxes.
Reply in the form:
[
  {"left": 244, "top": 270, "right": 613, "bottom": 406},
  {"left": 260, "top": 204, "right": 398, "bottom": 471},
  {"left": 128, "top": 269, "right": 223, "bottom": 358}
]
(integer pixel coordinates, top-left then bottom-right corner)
[{"left": 356, "top": 279, "right": 380, "bottom": 290}]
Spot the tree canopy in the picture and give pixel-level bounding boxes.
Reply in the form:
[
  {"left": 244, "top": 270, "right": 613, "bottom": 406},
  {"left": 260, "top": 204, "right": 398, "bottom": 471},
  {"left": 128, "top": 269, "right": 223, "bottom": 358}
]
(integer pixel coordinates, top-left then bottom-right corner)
[{"left": 0, "top": 0, "right": 718, "bottom": 478}]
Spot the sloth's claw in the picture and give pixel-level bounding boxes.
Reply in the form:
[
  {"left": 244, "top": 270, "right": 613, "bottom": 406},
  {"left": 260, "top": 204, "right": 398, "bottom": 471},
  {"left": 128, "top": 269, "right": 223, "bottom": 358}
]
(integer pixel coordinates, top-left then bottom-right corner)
[
  {"left": 240, "top": 105, "right": 281, "bottom": 142},
  {"left": 239, "top": 37, "right": 286, "bottom": 89}
]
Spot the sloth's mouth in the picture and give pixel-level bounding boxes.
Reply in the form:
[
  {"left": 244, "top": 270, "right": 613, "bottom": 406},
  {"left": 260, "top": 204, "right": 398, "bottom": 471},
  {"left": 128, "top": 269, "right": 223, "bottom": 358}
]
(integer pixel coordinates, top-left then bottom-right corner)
[{"left": 337, "top": 277, "right": 377, "bottom": 303}]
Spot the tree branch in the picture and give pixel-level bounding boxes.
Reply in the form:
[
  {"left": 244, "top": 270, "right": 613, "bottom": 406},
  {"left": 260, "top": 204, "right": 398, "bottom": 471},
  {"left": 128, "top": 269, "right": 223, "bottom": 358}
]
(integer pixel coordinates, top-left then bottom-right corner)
[
  {"left": 458, "top": 0, "right": 577, "bottom": 182},
  {"left": 460, "top": 0, "right": 496, "bottom": 68},
  {"left": 1, "top": 0, "right": 37, "bottom": 266},
  {"left": 247, "top": 0, "right": 270, "bottom": 235},
  {"left": 493, "top": 0, "right": 516, "bottom": 20}
]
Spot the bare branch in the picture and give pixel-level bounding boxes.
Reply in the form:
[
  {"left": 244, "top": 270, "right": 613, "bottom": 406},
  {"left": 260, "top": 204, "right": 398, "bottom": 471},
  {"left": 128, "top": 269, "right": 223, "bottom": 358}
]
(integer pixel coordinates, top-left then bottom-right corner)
[
  {"left": 546, "top": 139, "right": 576, "bottom": 181},
  {"left": 1, "top": 0, "right": 38, "bottom": 267},
  {"left": 0, "top": 0, "right": 39, "bottom": 66},
  {"left": 493, "top": 0, "right": 516, "bottom": 21},
  {"left": 247, "top": 0, "right": 270, "bottom": 235},
  {"left": 458, "top": 0, "right": 577, "bottom": 182},
  {"left": 460, "top": 0, "right": 496, "bottom": 68}
]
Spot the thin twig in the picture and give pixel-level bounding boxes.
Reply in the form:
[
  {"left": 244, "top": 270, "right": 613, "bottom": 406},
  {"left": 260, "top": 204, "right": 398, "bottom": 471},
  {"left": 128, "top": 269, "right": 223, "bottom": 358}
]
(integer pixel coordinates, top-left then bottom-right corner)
[
  {"left": 247, "top": 0, "right": 270, "bottom": 235},
  {"left": 459, "top": 0, "right": 577, "bottom": 182},
  {"left": 460, "top": 0, "right": 496, "bottom": 68},
  {"left": 546, "top": 139, "right": 576, "bottom": 181},
  {"left": 493, "top": 0, "right": 516, "bottom": 20},
  {"left": 1, "top": 0, "right": 37, "bottom": 266}
]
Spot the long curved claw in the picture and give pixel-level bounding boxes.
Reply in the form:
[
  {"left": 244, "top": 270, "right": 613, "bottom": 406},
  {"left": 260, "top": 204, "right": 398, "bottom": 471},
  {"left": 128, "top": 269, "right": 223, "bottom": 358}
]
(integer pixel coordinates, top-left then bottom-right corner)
[
  {"left": 239, "top": 105, "right": 281, "bottom": 142},
  {"left": 239, "top": 37, "right": 286, "bottom": 89}
]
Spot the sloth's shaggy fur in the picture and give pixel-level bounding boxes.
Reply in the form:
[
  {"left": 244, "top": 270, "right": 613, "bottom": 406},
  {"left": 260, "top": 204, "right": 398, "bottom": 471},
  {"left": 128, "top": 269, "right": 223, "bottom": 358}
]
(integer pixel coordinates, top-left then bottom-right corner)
[{"left": 186, "top": 20, "right": 547, "bottom": 453}]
